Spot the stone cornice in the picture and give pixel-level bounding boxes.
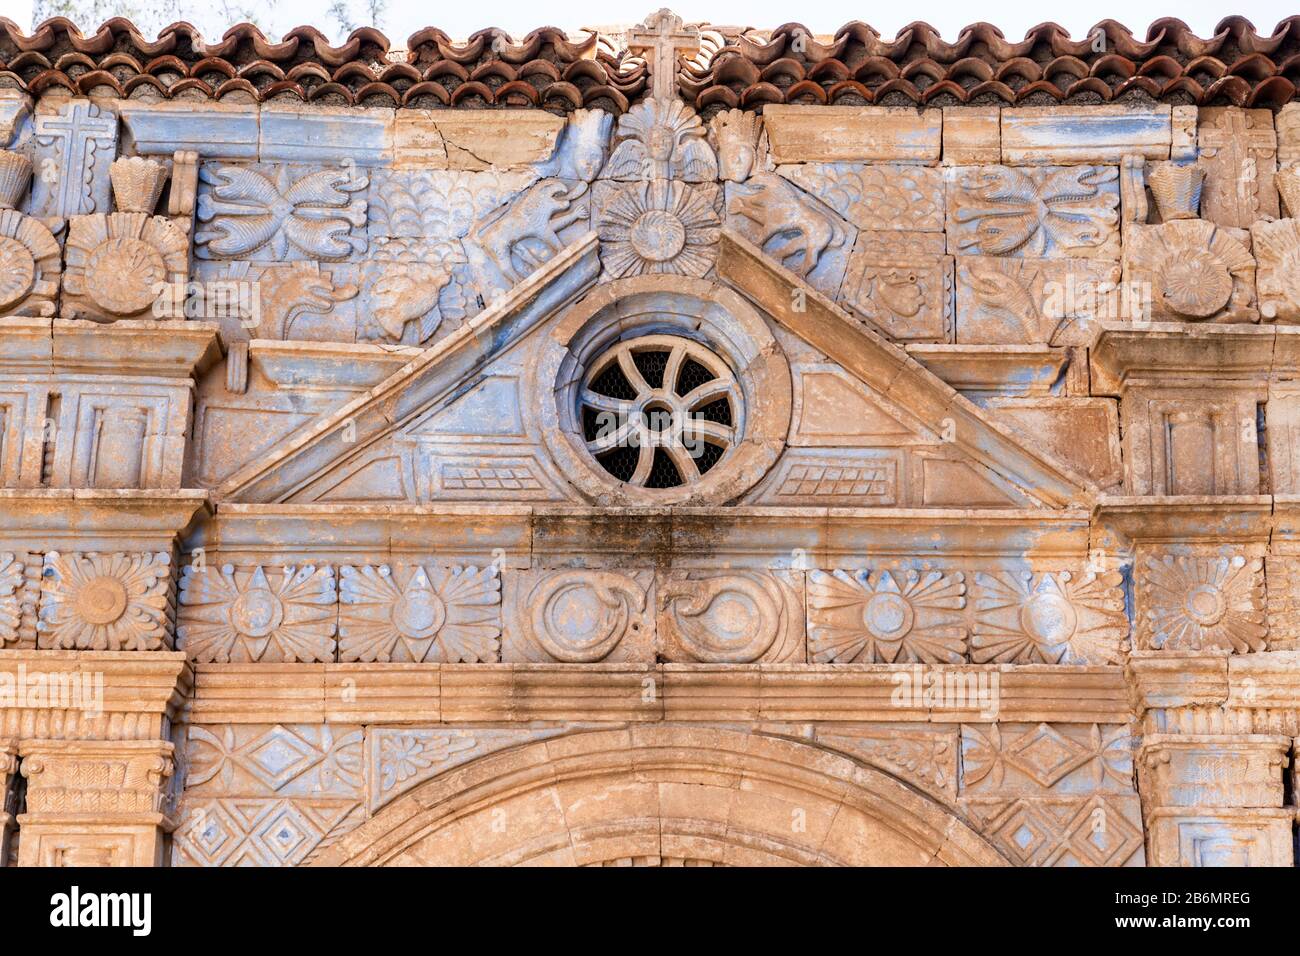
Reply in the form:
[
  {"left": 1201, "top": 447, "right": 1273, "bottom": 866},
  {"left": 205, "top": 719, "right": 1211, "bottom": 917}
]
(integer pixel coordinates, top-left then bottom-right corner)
[
  {"left": 1095, "top": 495, "right": 1275, "bottom": 547},
  {"left": 1090, "top": 323, "right": 1300, "bottom": 392},
  {"left": 185, "top": 662, "right": 1131, "bottom": 725},
  {"left": 0, "top": 317, "right": 222, "bottom": 379},
  {"left": 0, "top": 489, "right": 210, "bottom": 551},
  {"left": 193, "top": 503, "right": 1093, "bottom": 566}
]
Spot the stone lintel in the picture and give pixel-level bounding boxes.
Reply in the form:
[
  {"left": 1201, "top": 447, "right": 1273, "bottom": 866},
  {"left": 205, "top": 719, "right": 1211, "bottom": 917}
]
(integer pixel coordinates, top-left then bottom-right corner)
[
  {"left": 186, "top": 661, "right": 1131, "bottom": 726},
  {"left": 192, "top": 503, "right": 1093, "bottom": 568}
]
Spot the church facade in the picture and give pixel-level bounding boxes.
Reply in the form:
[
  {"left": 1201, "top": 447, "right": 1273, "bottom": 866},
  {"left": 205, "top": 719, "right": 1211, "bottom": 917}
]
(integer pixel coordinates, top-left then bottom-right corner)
[{"left": 0, "top": 10, "right": 1298, "bottom": 866}]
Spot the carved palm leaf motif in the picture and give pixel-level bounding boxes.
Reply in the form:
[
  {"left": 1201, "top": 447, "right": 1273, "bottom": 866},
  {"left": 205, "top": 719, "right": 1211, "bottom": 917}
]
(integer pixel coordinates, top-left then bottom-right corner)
[
  {"left": 971, "top": 570, "right": 1128, "bottom": 665},
  {"left": 338, "top": 564, "right": 500, "bottom": 663},
  {"left": 177, "top": 564, "right": 337, "bottom": 663},
  {"left": 807, "top": 568, "right": 966, "bottom": 663}
]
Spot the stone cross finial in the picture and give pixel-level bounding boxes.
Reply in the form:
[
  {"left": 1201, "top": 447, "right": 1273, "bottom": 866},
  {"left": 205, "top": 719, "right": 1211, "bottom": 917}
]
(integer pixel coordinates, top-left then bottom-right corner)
[{"left": 628, "top": 8, "right": 700, "bottom": 100}]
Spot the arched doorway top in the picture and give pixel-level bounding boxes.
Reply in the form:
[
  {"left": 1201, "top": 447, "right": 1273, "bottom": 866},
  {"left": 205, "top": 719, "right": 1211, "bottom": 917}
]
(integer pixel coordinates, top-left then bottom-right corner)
[{"left": 310, "top": 726, "right": 1009, "bottom": 867}]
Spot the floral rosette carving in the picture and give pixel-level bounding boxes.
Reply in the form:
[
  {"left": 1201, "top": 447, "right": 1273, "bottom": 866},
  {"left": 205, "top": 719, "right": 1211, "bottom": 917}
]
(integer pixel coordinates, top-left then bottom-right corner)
[
  {"left": 807, "top": 569, "right": 967, "bottom": 663},
  {"left": 520, "top": 570, "right": 648, "bottom": 663},
  {"left": 0, "top": 208, "right": 61, "bottom": 318},
  {"left": 37, "top": 552, "right": 172, "bottom": 651},
  {"left": 657, "top": 570, "right": 801, "bottom": 663},
  {"left": 177, "top": 564, "right": 337, "bottom": 663},
  {"left": 1139, "top": 554, "right": 1266, "bottom": 654},
  {"left": 62, "top": 212, "right": 188, "bottom": 321},
  {"left": 338, "top": 564, "right": 500, "bottom": 663},
  {"left": 971, "top": 570, "right": 1128, "bottom": 665},
  {"left": 597, "top": 179, "right": 721, "bottom": 278}
]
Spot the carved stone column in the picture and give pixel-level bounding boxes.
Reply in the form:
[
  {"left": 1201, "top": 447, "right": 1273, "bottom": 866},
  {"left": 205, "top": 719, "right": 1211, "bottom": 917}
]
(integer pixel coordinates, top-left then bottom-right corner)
[
  {"left": 1130, "top": 651, "right": 1299, "bottom": 867},
  {"left": 1140, "top": 733, "right": 1293, "bottom": 866},
  {"left": 0, "top": 650, "right": 190, "bottom": 867},
  {"left": 17, "top": 739, "right": 174, "bottom": 866},
  {"left": 0, "top": 740, "right": 16, "bottom": 864}
]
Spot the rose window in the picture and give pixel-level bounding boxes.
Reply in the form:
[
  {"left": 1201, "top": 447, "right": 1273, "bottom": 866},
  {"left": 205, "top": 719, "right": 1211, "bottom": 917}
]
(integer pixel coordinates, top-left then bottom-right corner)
[{"left": 578, "top": 335, "right": 739, "bottom": 489}]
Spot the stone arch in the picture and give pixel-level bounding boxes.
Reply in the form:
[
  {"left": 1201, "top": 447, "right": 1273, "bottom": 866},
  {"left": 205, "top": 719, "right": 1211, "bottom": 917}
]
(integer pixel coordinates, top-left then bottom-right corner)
[{"left": 310, "top": 727, "right": 1009, "bottom": 867}]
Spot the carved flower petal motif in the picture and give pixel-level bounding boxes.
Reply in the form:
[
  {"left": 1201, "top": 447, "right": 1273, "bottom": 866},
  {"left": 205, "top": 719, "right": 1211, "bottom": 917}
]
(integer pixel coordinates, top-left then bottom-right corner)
[
  {"left": 1140, "top": 554, "right": 1266, "bottom": 654},
  {"left": 177, "top": 564, "right": 337, "bottom": 663},
  {"left": 807, "top": 568, "right": 966, "bottom": 663},
  {"left": 1124, "top": 220, "right": 1256, "bottom": 322},
  {"left": 38, "top": 551, "right": 172, "bottom": 651},
  {"left": 597, "top": 179, "right": 721, "bottom": 278},
  {"left": 338, "top": 564, "right": 501, "bottom": 663},
  {"left": 971, "top": 570, "right": 1128, "bottom": 665}
]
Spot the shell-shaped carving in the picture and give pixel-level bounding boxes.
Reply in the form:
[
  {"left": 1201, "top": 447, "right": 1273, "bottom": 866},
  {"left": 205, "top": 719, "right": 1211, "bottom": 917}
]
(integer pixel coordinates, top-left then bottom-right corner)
[
  {"left": 0, "top": 151, "right": 33, "bottom": 210},
  {"left": 110, "top": 157, "right": 169, "bottom": 214},
  {"left": 1278, "top": 164, "right": 1300, "bottom": 220},
  {"left": 1147, "top": 163, "right": 1204, "bottom": 221}
]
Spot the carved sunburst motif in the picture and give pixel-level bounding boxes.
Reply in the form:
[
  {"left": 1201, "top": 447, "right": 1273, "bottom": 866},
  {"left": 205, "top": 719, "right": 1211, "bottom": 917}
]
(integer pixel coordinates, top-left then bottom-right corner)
[
  {"left": 178, "top": 564, "right": 337, "bottom": 663},
  {"left": 338, "top": 564, "right": 501, "bottom": 663},
  {"left": 807, "top": 569, "right": 966, "bottom": 663},
  {"left": 597, "top": 180, "right": 721, "bottom": 277},
  {"left": 971, "top": 570, "right": 1128, "bottom": 665},
  {"left": 1253, "top": 218, "right": 1300, "bottom": 322},
  {"left": 1140, "top": 554, "right": 1266, "bottom": 653},
  {"left": 38, "top": 552, "right": 172, "bottom": 651},
  {"left": 1126, "top": 220, "right": 1255, "bottom": 321}
]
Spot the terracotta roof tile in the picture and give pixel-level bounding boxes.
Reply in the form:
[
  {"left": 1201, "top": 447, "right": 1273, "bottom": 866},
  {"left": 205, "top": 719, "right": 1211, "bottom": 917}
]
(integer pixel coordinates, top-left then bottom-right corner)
[{"left": 1, "top": 15, "right": 1297, "bottom": 111}]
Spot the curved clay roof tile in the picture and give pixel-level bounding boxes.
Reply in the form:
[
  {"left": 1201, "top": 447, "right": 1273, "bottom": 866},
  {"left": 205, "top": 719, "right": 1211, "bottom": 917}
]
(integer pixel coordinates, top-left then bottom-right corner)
[
  {"left": 212, "top": 77, "right": 260, "bottom": 101},
  {"left": 966, "top": 79, "right": 1017, "bottom": 103},
  {"left": 423, "top": 61, "right": 471, "bottom": 83},
  {"left": 580, "top": 84, "right": 629, "bottom": 112},
  {"left": 902, "top": 60, "right": 948, "bottom": 84},
  {"left": 122, "top": 74, "right": 167, "bottom": 96},
  {"left": 852, "top": 58, "right": 901, "bottom": 83},
  {"left": 947, "top": 57, "right": 996, "bottom": 83},
  {"left": 354, "top": 82, "right": 401, "bottom": 106},
  {"left": 305, "top": 80, "right": 354, "bottom": 103},
  {"left": 332, "top": 61, "right": 381, "bottom": 84},
  {"left": 400, "top": 81, "right": 450, "bottom": 105},
  {"left": 259, "top": 78, "right": 308, "bottom": 101},
  {"left": 1248, "top": 75, "right": 1297, "bottom": 106},
  {"left": 52, "top": 51, "right": 97, "bottom": 72},
  {"left": 739, "top": 81, "right": 785, "bottom": 108},
  {"left": 25, "top": 69, "right": 77, "bottom": 94},
  {"left": 1136, "top": 55, "right": 1185, "bottom": 80},
  {"left": 76, "top": 71, "right": 124, "bottom": 95},
  {"left": 193, "top": 57, "right": 238, "bottom": 79},
  {"left": 540, "top": 82, "right": 583, "bottom": 111},
  {"left": 285, "top": 62, "right": 332, "bottom": 83},
  {"left": 760, "top": 57, "right": 807, "bottom": 83},
  {"left": 922, "top": 79, "right": 970, "bottom": 102},
  {"left": 1203, "top": 74, "right": 1252, "bottom": 104},
  {"left": 874, "top": 77, "right": 922, "bottom": 101},
  {"left": 450, "top": 79, "right": 495, "bottom": 104},
  {"left": 994, "top": 58, "right": 1042, "bottom": 83},
  {"left": 1227, "top": 53, "right": 1278, "bottom": 80}
]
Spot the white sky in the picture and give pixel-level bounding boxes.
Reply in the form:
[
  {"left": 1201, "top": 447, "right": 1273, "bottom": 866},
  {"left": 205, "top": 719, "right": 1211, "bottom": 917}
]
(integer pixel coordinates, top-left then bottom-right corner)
[{"left": 1, "top": 0, "right": 1297, "bottom": 44}]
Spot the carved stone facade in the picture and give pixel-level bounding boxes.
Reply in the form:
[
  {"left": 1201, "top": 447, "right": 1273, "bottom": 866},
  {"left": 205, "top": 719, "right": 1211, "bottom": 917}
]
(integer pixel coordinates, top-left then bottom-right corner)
[{"left": 1, "top": 10, "right": 1299, "bottom": 868}]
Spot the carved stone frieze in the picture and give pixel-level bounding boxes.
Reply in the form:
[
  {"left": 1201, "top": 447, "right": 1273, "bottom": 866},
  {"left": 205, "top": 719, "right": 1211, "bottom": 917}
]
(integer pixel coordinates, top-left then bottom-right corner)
[
  {"left": 1122, "top": 221, "right": 1256, "bottom": 323},
  {"left": 657, "top": 570, "right": 804, "bottom": 663}
]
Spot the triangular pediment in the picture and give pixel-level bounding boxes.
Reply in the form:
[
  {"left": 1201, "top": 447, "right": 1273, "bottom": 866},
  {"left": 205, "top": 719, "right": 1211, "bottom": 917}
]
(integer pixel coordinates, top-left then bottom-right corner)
[{"left": 219, "top": 228, "right": 1092, "bottom": 511}]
